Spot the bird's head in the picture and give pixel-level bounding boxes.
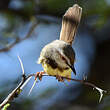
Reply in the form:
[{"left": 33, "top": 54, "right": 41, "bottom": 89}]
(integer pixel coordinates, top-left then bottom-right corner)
[{"left": 38, "top": 40, "right": 76, "bottom": 75}]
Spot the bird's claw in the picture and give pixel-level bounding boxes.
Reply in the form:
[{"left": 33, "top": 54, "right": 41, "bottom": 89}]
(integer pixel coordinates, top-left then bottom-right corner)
[
  {"left": 56, "top": 75, "right": 64, "bottom": 82},
  {"left": 35, "top": 71, "right": 45, "bottom": 81}
]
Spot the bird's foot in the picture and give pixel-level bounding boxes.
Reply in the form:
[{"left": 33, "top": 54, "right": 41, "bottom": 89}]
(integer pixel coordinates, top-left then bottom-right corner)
[
  {"left": 35, "top": 71, "right": 45, "bottom": 81},
  {"left": 56, "top": 75, "right": 64, "bottom": 82}
]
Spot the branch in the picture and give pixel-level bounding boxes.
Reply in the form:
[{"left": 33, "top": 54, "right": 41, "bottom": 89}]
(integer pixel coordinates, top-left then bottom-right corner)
[
  {"left": 0, "top": 59, "right": 108, "bottom": 109},
  {"left": 0, "top": 75, "right": 32, "bottom": 110},
  {"left": 0, "top": 56, "right": 32, "bottom": 110},
  {"left": 0, "top": 20, "right": 38, "bottom": 52},
  {"left": 27, "top": 73, "right": 107, "bottom": 102}
]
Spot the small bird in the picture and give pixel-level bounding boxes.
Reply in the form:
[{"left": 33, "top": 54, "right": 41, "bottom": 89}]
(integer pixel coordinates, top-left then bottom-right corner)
[{"left": 36, "top": 4, "right": 82, "bottom": 81}]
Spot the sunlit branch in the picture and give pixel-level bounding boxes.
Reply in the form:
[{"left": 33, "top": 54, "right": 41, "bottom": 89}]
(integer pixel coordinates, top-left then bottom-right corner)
[
  {"left": 28, "top": 73, "right": 107, "bottom": 102},
  {"left": 0, "top": 57, "right": 108, "bottom": 110}
]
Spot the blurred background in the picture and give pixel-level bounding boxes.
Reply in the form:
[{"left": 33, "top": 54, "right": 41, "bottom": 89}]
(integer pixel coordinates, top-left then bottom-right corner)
[{"left": 0, "top": 0, "right": 110, "bottom": 110}]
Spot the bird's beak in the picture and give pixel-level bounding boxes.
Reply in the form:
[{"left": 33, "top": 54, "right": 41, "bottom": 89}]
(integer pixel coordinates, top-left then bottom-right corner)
[{"left": 69, "top": 65, "right": 76, "bottom": 75}]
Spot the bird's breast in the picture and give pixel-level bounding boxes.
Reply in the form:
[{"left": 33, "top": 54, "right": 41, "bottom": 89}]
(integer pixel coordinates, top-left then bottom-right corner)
[{"left": 42, "top": 62, "right": 72, "bottom": 78}]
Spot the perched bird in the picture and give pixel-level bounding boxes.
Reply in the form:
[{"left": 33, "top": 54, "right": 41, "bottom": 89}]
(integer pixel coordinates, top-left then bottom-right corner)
[{"left": 36, "top": 4, "right": 82, "bottom": 81}]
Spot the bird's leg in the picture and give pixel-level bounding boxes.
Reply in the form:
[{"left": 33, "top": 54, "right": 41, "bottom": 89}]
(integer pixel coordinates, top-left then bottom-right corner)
[
  {"left": 56, "top": 74, "right": 64, "bottom": 82},
  {"left": 35, "top": 71, "right": 45, "bottom": 81}
]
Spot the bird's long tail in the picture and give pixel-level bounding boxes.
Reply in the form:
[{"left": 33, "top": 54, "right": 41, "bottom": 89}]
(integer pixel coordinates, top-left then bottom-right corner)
[{"left": 60, "top": 4, "right": 82, "bottom": 45}]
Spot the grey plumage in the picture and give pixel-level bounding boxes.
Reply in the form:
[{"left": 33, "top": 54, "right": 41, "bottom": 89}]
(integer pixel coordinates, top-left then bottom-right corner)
[{"left": 38, "top": 40, "right": 75, "bottom": 70}]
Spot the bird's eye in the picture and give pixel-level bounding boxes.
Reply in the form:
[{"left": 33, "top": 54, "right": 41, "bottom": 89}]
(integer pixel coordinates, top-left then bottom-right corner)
[
  {"left": 65, "top": 67, "right": 69, "bottom": 70},
  {"left": 61, "top": 56, "right": 66, "bottom": 61}
]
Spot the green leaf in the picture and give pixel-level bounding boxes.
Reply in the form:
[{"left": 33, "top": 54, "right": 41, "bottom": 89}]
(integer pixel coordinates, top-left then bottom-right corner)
[{"left": 2, "top": 103, "right": 10, "bottom": 110}]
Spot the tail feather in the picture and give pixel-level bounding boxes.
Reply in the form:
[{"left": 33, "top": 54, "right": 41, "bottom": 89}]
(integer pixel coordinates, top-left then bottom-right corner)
[{"left": 60, "top": 4, "right": 82, "bottom": 45}]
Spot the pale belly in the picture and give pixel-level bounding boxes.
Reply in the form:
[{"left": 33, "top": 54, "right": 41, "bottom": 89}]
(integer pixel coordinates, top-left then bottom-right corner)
[{"left": 42, "top": 62, "right": 72, "bottom": 78}]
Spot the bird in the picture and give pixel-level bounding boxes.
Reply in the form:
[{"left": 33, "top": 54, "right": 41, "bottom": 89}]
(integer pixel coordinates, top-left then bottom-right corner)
[{"left": 36, "top": 4, "right": 82, "bottom": 82}]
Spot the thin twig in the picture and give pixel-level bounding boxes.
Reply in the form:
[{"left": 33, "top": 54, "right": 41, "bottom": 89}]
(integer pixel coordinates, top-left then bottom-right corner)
[
  {"left": 18, "top": 56, "right": 25, "bottom": 75},
  {"left": 27, "top": 73, "right": 107, "bottom": 102},
  {"left": 0, "top": 62, "right": 108, "bottom": 110},
  {"left": 27, "top": 73, "right": 103, "bottom": 89},
  {"left": 24, "top": 22, "right": 38, "bottom": 38},
  {"left": 0, "top": 20, "right": 38, "bottom": 52},
  {"left": 0, "top": 56, "right": 32, "bottom": 110},
  {"left": 0, "top": 75, "right": 33, "bottom": 110},
  {"left": 0, "top": 76, "right": 25, "bottom": 109},
  {"left": 0, "top": 72, "right": 107, "bottom": 109}
]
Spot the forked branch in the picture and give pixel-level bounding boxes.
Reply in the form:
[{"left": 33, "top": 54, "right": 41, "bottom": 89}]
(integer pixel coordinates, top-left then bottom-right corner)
[{"left": 0, "top": 57, "right": 108, "bottom": 110}]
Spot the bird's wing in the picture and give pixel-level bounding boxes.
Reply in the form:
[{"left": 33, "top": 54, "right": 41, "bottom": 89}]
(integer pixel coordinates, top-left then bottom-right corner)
[{"left": 59, "top": 4, "right": 82, "bottom": 45}]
